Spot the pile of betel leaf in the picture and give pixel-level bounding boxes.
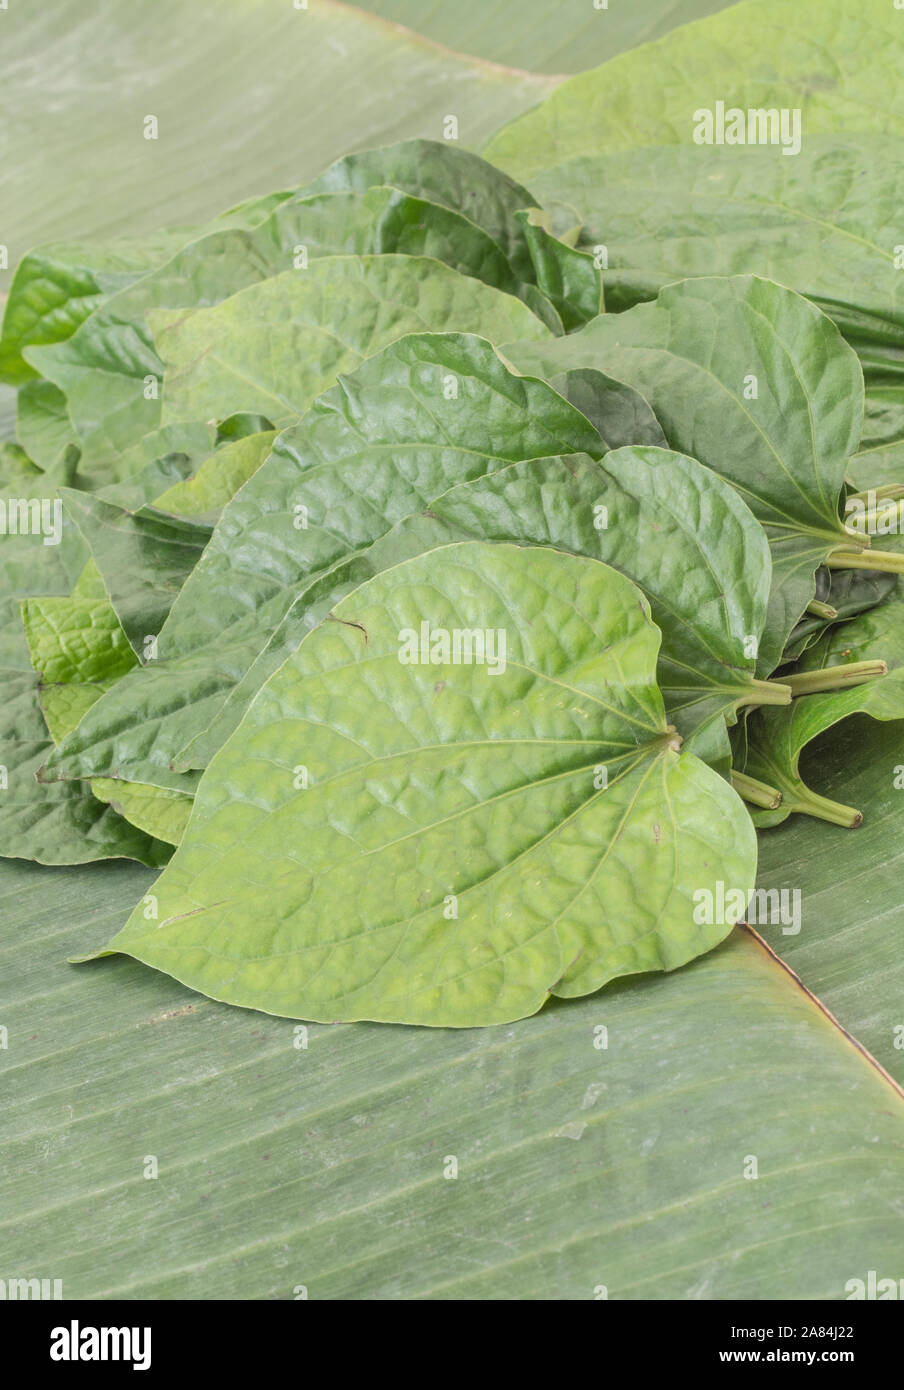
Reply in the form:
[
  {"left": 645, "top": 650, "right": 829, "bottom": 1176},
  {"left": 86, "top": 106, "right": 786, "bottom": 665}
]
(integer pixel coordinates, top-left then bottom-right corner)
[{"left": 3, "top": 0, "right": 904, "bottom": 1026}]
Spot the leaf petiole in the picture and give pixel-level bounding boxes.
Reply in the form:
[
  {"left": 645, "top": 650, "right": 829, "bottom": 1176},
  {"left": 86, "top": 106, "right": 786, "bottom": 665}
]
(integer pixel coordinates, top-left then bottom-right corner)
[
  {"left": 736, "top": 678, "right": 792, "bottom": 709},
  {"left": 781, "top": 786, "right": 863, "bottom": 829},
  {"left": 805, "top": 598, "right": 838, "bottom": 620},
  {"left": 783, "top": 660, "right": 888, "bottom": 696},
  {"left": 827, "top": 547, "right": 904, "bottom": 573},
  {"left": 731, "top": 770, "right": 783, "bottom": 810}
]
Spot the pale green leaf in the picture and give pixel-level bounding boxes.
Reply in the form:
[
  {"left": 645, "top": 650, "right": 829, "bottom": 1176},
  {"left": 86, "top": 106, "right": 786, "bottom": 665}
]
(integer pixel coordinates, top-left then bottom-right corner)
[
  {"left": 152, "top": 430, "right": 276, "bottom": 523},
  {"left": 98, "top": 542, "right": 756, "bottom": 1026},
  {"left": 15, "top": 379, "right": 75, "bottom": 470},
  {"left": 26, "top": 189, "right": 554, "bottom": 475},
  {"left": 151, "top": 254, "right": 550, "bottom": 431},
  {"left": 90, "top": 778, "right": 193, "bottom": 848},
  {"left": 484, "top": 0, "right": 904, "bottom": 180}
]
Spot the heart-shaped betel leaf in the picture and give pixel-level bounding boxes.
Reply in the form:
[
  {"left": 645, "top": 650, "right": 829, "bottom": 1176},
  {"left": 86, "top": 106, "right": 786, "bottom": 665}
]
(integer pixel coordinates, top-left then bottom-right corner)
[{"left": 95, "top": 542, "right": 757, "bottom": 1026}]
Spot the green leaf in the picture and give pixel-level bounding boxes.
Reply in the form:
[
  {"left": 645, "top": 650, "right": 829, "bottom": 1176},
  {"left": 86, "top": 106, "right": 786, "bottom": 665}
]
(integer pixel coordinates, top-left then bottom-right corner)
[
  {"left": 0, "top": 473, "right": 87, "bottom": 670},
  {"left": 0, "top": 231, "right": 188, "bottom": 385},
  {"left": 152, "top": 430, "right": 276, "bottom": 523},
  {"left": 26, "top": 188, "right": 554, "bottom": 476},
  {"left": 849, "top": 440, "right": 904, "bottom": 493},
  {"left": 20, "top": 574, "right": 184, "bottom": 853},
  {"left": 40, "top": 333, "right": 603, "bottom": 794},
  {"left": 88, "top": 423, "right": 218, "bottom": 509},
  {"left": 90, "top": 778, "right": 193, "bottom": 848},
  {"left": 744, "top": 524, "right": 904, "bottom": 826},
  {"left": 483, "top": 0, "right": 904, "bottom": 180},
  {"left": 302, "top": 139, "right": 543, "bottom": 287},
  {"left": 5, "top": 0, "right": 904, "bottom": 1299},
  {"left": 59, "top": 491, "right": 213, "bottom": 657},
  {"left": 0, "top": 385, "right": 18, "bottom": 445},
  {"left": 0, "top": 473, "right": 167, "bottom": 867},
  {"left": 782, "top": 567, "right": 897, "bottom": 663},
  {"left": 0, "top": 667, "right": 170, "bottom": 866},
  {"left": 20, "top": 589, "right": 138, "bottom": 742},
  {"left": 546, "top": 368, "right": 666, "bottom": 451},
  {"left": 506, "top": 276, "right": 864, "bottom": 672},
  {"left": 97, "top": 542, "right": 756, "bottom": 1026},
  {"left": 2, "top": 536, "right": 168, "bottom": 866},
  {"left": 516, "top": 211, "right": 603, "bottom": 330},
  {"left": 433, "top": 450, "right": 775, "bottom": 748},
  {"left": 862, "top": 383, "right": 904, "bottom": 453},
  {"left": 182, "top": 443, "right": 775, "bottom": 781},
  {"left": 525, "top": 137, "right": 904, "bottom": 367},
  {"left": 151, "top": 254, "right": 550, "bottom": 432},
  {"left": 743, "top": 671, "right": 904, "bottom": 829},
  {"left": 15, "top": 379, "right": 75, "bottom": 470},
  {"left": 799, "top": 534, "right": 904, "bottom": 677}
]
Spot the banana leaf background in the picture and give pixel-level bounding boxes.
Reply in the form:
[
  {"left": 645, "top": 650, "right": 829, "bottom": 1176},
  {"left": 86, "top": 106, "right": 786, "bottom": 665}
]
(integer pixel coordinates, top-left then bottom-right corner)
[{"left": 3, "top": 0, "right": 903, "bottom": 1299}]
